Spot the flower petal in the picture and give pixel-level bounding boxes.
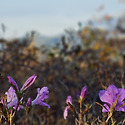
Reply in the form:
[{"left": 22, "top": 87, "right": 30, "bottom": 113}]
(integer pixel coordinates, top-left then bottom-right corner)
[
  {"left": 102, "top": 104, "right": 110, "bottom": 112},
  {"left": 118, "top": 88, "right": 125, "bottom": 102},
  {"left": 115, "top": 102, "right": 125, "bottom": 112},
  {"left": 107, "top": 84, "right": 118, "bottom": 102},
  {"left": 99, "top": 84, "right": 118, "bottom": 105},
  {"left": 26, "top": 97, "right": 32, "bottom": 106},
  {"left": 99, "top": 90, "right": 112, "bottom": 105},
  {"left": 5, "top": 87, "right": 17, "bottom": 104},
  {"left": 80, "top": 86, "right": 87, "bottom": 99},
  {"left": 21, "top": 74, "right": 37, "bottom": 91},
  {"left": 1, "top": 97, "right": 5, "bottom": 105},
  {"left": 66, "top": 96, "right": 72, "bottom": 105},
  {"left": 8, "top": 76, "right": 19, "bottom": 91},
  {"left": 38, "top": 87, "right": 49, "bottom": 94},
  {"left": 64, "top": 106, "right": 70, "bottom": 119},
  {"left": 34, "top": 101, "right": 50, "bottom": 108}
]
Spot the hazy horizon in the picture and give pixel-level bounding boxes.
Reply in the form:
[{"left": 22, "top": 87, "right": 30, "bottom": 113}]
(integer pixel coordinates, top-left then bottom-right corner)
[{"left": 0, "top": 0, "right": 125, "bottom": 39}]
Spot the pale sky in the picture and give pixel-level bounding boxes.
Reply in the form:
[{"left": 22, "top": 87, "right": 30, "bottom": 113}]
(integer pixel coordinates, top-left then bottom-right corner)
[{"left": 0, "top": 0, "right": 125, "bottom": 38}]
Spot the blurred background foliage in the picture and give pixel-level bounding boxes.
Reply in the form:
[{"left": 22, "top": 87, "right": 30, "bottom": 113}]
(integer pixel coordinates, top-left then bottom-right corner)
[{"left": 1, "top": 9, "right": 125, "bottom": 125}]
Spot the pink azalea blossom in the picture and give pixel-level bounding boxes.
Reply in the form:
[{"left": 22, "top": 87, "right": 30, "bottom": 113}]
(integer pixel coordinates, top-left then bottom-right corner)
[
  {"left": 64, "top": 96, "right": 72, "bottom": 119},
  {"left": 8, "top": 74, "right": 37, "bottom": 91},
  {"left": 99, "top": 84, "right": 125, "bottom": 112},
  {"left": 27, "top": 87, "right": 50, "bottom": 108}
]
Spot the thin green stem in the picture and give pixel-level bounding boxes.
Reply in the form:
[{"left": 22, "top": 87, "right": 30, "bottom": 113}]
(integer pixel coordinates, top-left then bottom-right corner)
[
  {"left": 10, "top": 115, "right": 12, "bottom": 125},
  {"left": 79, "top": 101, "right": 83, "bottom": 125}
]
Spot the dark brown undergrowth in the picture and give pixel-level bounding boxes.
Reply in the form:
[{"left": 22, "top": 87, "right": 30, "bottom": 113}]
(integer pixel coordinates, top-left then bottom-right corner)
[{"left": 0, "top": 23, "right": 125, "bottom": 124}]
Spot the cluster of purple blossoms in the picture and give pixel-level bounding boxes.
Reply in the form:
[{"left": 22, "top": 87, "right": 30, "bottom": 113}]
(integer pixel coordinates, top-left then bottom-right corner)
[
  {"left": 99, "top": 84, "right": 125, "bottom": 112},
  {"left": 2, "top": 73, "right": 125, "bottom": 123},
  {"left": 1, "top": 74, "right": 50, "bottom": 111},
  {"left": 64, "top": 86, "right": 87, "bottom": 119},
  {"left": 64, "top": 84, "right": 125, "bottom": 121}
]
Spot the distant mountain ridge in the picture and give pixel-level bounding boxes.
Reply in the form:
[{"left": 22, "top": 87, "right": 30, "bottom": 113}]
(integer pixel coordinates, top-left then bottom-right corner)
[{"left": 33, "top": 33, "right": 63, "bottom": 47}]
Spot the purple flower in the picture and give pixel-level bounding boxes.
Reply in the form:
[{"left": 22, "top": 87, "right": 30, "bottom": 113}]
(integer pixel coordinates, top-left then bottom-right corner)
[
  {"left": 99, "top": 84, "right": 125, "bottom": 112},
  {"left": 5, "top": 87, "right": 23, "bottom": 110},
  {"left": 80, "top": 86, "right": 87, "bottom": 100},
  {"left": 21, "top": 74, "right": 37, "bottom": 91},
  {"left": 8, "top": 76, "right": 19, "bottom": 91},
  {"left": 5, "top": 87, "right": 17, "bottom": 108},
  {"left": 66, "top": 96, "right": 72, "bottom": 105},
  {"left": 64, "top": 96, "right": 72, "bottom": 119},
  {"left": 27, "top": 87, "right": 50, "bottom": 108},
  {"left": 26, "top": 97, "right": 32, "bottom": 107},
  {"left": 8, "top": 74, "right": 37, "bottom": 91},
  {"left": 64, "top": 106, "right": 69, "bottom": 120},
  {"left": 1, "top": 97, "right": 5, "bottom": 105}
]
